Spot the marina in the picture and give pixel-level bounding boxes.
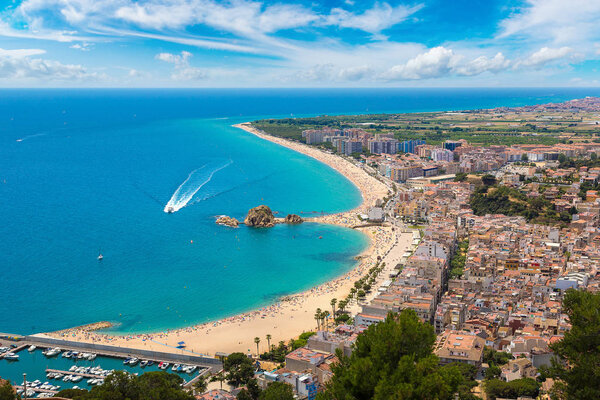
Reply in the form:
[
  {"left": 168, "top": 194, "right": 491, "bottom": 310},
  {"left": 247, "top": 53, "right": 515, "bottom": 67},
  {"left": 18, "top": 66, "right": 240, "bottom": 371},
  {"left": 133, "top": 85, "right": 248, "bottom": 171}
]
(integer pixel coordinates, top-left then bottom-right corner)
[{"left": 0, "top": 338, "right": 214, "bottom": 397}]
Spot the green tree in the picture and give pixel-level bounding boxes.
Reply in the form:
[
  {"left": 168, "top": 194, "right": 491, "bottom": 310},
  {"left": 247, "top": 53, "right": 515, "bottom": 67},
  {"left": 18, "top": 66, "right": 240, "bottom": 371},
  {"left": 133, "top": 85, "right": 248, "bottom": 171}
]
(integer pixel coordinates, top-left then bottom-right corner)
[
  {"left": 254, "top": 337, "right": 260, "bottom": 355},
  {"left": 330, "top": 298, "right": 337, "bottom": 318},
  {"left": 316, "top": 310, "right": 474, "bottom": 400},
  {"left": 454, "top": 172, "right": 468, "bottom": 182},
  {"left": 547, "top": 289, "right": 600, "bottom": 399},
  {"left": 224, "top": 353, "right": 255, "bottom": 387},
  {"left": 315, "top": 308, "right": 322, "bottom": 330},
  {"left": 265, "top": 334, "right": 271, "bottom": 351},
  {"left": 193, "top": 374, "right": 208, "bottom": 394},
  {"left": 484, "top": 378, "right": 539, "bottom": 400},
  {"left": 259, "top": 382, "right": 294, "bottom": 400},
  {"left": 0, "top": 381, "right": 17, "bottom": 400},
  {"left": 481, "top": 174, "right": 497, "bottom": 186}
]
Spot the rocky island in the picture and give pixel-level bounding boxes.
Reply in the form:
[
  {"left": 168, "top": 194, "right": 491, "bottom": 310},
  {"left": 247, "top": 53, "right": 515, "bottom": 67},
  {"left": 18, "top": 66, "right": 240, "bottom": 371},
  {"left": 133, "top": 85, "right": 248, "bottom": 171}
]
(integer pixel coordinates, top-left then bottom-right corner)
[
  {"left": 215, "top": 215, "right": 240, "bottom": 228},
  {"left": 244, "top": 205, "right": 276, "bottom": 227},
  {"left": 284, "top": 214, "right": 303, "bottom": 224}
]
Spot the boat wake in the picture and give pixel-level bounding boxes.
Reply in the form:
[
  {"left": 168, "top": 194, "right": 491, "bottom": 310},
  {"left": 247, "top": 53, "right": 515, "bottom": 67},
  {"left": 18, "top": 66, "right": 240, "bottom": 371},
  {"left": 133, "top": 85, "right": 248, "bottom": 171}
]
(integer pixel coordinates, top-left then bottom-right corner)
[
  {"left": 164, "top": 159, "right": 233, "bottom": 213},
  {"left": 16, "top": 133, "right": 47, "bottom": 142}
]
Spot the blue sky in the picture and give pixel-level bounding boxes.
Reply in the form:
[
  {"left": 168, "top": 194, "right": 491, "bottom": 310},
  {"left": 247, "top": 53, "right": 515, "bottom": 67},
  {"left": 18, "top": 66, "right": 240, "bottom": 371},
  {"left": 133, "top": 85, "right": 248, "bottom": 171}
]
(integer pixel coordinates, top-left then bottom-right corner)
[{"left": 0, "top": 0, "right": 599, "bottom": 87}]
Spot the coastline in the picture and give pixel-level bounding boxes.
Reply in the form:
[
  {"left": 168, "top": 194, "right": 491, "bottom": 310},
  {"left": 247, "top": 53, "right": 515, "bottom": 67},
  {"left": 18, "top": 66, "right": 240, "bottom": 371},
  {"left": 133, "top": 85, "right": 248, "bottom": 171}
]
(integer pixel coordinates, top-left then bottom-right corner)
[{"left": 41, "top": 122, "right": 407, "bottom": 356}]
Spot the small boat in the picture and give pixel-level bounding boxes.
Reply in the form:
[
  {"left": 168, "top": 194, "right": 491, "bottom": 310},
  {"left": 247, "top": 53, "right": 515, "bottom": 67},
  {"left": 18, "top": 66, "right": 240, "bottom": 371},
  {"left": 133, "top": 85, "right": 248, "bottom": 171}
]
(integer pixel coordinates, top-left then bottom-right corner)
[
  {"left": 87, "top": 353, "right": 97, "bottom": 361},
  {"left": 140, "top": 360, "right": 148, "bottom": 367},
  {"left": 71, "top": 375, "right": 83, "bottom": 383},
  {"left": 146, "top": 360, "right": 154, "bottom": 366},
  {"left": 69, "top": 365, "right": 78, "bottom": 372},
  {"left": 128, "top": 358, "right": 139, "bottom": 366},
  {"left": 4, "top": 352, "right": 19, "bottom": 361},
  {"left": 98, "top": 253, "right": 103, "bottom": 261},
  {"left": 158, "top": 362, "right": 169, "bottom": 370},
  {"left": 28, "top": 345, "right": 37, "bottom": 352},
  {"left": 166, "top": 206, "right": 174, "bottom": 213},
  {"left": 45, "top": 347, "right": 61, "bottom": 357},
  {"left": 171, "top": 363, "right": 180, "bottom": 372},
  {"left": 123, "top": 358, "right": 131, "bottom": 365}
]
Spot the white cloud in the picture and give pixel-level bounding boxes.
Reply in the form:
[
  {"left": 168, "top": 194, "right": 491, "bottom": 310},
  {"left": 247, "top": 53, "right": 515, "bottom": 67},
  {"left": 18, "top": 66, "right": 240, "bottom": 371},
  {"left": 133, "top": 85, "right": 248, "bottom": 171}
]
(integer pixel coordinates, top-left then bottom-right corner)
[
  {"left": 325, "top": 3, "right": 423, "bottom": 35},
  {"left": 499, "top": 0, "right": 600, "bottom": 45},
  {"left": 518, "top": 47, "right": 573, "bottom": 68},
  {"left": 0, "top": 49, "right": 100, "bottom": 80},
  {"left": 155, "top": 50, "right": 206, "bottom": 81},
  {"left": 382, "top": 46, "right": 462, "bottom": 80},
  {"left": 70, "top": 42, "right": 92, "bottom": 51},
  {"left": 454, "top": 53, "right": 510, "bottom": 76}
]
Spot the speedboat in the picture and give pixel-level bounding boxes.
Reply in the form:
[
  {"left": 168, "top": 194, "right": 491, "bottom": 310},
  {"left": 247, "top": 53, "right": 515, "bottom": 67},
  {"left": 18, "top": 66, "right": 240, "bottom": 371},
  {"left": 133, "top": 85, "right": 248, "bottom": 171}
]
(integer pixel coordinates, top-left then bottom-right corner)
[
  {"left": 146, "top": 360, "right": 154, "bottom": 367},
  {"left": 140, "top": 360, "right": 148, "bottom": 367},
  {"left": 128, "top": 358, "right": 139, "bottom": 366},
  {"left": 158, "top": 362, "right": 169, "bottom": 370},
  {"left": 28, "top": 345, "right": 37, "bottom": 352},
  {"left": 71, "top": 375, "right": 83, "bottom": 383},
  {"left": 123, "top": 358, "right": 131, "bottom": 365},
  {"left": 87, "top": 353, "right": 97, "bottom": 361},
  {"left": 171, "top": 364, "right": 180, "bottom": 372},
  {"left": 4, "top": 352, "right": 19, "bottom": 361},
  {"left": 166, "top": 206, "right": 174, "bottom": 213},
  {"left": 45, "top": 347, "right": 61, "bottom": 357}
]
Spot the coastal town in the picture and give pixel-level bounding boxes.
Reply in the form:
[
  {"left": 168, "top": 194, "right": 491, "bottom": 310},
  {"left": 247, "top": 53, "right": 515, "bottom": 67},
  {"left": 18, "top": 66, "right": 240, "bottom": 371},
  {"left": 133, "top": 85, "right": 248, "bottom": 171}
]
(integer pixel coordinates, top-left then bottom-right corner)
[{"left": 3, "top": 98, "right": 600, "bottom": 399}]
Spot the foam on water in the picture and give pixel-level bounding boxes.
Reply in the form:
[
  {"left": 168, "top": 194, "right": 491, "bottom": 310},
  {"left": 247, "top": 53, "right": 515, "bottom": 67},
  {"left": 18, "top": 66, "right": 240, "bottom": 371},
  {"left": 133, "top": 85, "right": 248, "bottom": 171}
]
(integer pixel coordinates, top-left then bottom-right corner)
[{"left": 164, "top": 159, "right": 233, "bottom": 213}]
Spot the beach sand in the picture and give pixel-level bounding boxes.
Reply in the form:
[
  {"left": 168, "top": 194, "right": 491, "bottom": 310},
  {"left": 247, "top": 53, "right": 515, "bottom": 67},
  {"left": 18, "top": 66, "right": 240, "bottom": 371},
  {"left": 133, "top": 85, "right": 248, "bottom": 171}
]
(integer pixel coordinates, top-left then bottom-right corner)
[{"left": 41, "top": 123, "right": 410, "bottom": 356}]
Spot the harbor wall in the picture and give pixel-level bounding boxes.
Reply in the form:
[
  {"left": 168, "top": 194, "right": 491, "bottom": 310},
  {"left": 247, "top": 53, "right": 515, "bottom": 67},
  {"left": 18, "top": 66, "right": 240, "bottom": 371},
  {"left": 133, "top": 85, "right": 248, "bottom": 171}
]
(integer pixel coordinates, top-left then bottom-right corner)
[{"left": 25, "top": 336, "right": 222, "bottom": 372}]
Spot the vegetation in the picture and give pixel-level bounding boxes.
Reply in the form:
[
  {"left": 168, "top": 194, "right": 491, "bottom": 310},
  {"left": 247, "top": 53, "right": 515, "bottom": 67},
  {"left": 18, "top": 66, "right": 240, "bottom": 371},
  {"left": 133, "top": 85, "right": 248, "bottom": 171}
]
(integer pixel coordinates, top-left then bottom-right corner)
[
  {"left": 454, "top": 172, "right": 468, "bottom": 182},
  {"left": 470, "top": 185, "right": 571, "bottom": 225},
  {"left": 484, "top": 378, "right": 540, "bottom": 399},
  {"left": 260, "top": 340, "right": 289, "bottom": 362},
  {"left": 0, "top": 381, "right": 17, "bottom": 400},
  {"left": 315, "top": 310, "right": 478, "bottom": 400},
  {"left": 54, "top": 371, "right": 194, "bottom": 400},
  {"left": 258, "top": 382, "right": 295, "bottom": 400},
  {"left": 449, "top": 239, "right": 469, "bottom": 279},
  {"left": 224, "top": 352, "right": 255, "bottom": 387},
  {"left": 545, "top": 289, "right": 600, "bottom": 399}
]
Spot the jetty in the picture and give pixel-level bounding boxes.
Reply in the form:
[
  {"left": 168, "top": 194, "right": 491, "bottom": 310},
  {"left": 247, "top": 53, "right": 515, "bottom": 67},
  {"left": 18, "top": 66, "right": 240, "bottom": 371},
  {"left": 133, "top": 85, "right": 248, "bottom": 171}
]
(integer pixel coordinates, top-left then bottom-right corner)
[
  {"left": 45, "top": 368, "right": 103, "bottom": 379},
  {"left": 14, "top": 385, "right": 58, "bottom": 395}
]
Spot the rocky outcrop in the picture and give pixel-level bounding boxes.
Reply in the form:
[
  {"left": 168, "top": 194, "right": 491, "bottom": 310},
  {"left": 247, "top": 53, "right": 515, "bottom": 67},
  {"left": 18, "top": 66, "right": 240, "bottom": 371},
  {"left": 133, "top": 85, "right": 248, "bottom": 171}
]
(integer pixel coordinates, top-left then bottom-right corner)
[
  {"left": 244, "top": 205, "right": 276, "bottom": 227},
  {"left": 216, "top": 215, "right": 239, "bottom": 228},
  {"left": 284, "top": 214, "right": 303, "bottom": 224}
]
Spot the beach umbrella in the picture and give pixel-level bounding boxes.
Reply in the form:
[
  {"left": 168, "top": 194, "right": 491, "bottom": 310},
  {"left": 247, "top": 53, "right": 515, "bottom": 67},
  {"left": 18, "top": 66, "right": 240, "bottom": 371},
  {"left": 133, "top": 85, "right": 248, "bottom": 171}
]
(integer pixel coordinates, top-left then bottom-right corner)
[{"left": 178, "top": 341, "right": 185, "bottom": 345}]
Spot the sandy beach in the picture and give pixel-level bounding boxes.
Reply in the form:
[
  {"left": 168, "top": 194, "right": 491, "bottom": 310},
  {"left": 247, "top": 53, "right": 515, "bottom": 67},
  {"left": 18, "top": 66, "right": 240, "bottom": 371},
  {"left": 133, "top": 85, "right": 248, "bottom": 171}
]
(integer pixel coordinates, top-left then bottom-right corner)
[{"left": 41, "top": 122, "right": 410, "bottom": 356}]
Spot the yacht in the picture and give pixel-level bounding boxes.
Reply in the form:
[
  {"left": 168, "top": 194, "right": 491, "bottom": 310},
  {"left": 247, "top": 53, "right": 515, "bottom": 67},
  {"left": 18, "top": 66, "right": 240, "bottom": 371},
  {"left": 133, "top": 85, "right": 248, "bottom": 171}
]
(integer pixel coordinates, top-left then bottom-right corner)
[
  {"left": 3, "top": 352, "right": 19, "bottom": 361},
  {"left": 88, "top": 353, "right": 97, "bottom": 361},
  {"left": 71, "top": 375, "right": 83, "bottom": 383},
  {"left": 28, "top": 345, "right": 37, "bottom": 352},
  {"left": 44, "top": 347, "right": 61, "bottom": 357},
  {"left": 128, "top": 358, "right": 139, "bottom": 366}
]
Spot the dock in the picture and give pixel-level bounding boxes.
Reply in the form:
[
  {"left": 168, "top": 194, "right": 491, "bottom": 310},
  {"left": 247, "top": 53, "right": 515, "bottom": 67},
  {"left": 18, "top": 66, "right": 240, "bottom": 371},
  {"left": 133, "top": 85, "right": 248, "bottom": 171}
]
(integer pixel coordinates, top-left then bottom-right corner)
[
  {"left": 0, "top": 344, "right": 28, "bottom": 359},
  {"left": 46, "top": 368, "right": 106, "bottom": 380},
  {"left": 14, "top": 385, "right": 59, "bottom": 395}
]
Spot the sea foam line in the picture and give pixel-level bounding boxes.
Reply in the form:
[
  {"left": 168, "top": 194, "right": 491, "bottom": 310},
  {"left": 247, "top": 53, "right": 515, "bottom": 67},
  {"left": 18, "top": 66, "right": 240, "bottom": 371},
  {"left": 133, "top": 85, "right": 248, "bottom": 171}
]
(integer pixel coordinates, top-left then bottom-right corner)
[{"left": 164, "top": 159, "right": 233, "bottom": 213}]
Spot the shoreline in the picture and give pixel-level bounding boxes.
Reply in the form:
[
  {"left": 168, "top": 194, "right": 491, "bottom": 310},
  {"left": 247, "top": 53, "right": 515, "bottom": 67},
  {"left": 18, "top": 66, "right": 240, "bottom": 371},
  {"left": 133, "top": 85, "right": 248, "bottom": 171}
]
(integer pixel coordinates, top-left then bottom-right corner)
[{"left": 41, "top": 122, "right": 403, "bottom": 356}]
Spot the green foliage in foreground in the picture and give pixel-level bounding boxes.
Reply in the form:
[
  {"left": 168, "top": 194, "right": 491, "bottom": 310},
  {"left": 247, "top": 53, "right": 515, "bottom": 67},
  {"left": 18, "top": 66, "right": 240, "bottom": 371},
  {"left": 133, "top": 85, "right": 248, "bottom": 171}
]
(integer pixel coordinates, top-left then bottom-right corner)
[
  {"left": 315, "top": 310, "right": 479, "bottom": 400},
  {"left": 546, "top": 289, "right": 600, "bottom": 399},
  {"left": 484, "top": 378, "right": 540, "bottom": 400},
  {"left": 54, "top": 371, "right": 194, "bottom": 400},
  {"left": 0, "top": 381, "right": 17, "bottom": 400}
]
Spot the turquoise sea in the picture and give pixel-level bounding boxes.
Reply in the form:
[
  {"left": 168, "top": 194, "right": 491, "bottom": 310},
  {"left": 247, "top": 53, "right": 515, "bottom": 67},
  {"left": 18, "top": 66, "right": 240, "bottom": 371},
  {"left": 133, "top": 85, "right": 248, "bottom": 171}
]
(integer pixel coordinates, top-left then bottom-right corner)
[{"left": 2, "top": 88, "right": 600, "bottom": 335}]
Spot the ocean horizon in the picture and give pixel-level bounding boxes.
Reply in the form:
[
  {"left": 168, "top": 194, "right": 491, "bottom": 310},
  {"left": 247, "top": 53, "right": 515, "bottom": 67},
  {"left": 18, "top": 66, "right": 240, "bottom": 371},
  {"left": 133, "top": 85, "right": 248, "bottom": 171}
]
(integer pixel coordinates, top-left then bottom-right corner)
[{"left": 3, "top": 88, "right": 600, "bottom": 335}]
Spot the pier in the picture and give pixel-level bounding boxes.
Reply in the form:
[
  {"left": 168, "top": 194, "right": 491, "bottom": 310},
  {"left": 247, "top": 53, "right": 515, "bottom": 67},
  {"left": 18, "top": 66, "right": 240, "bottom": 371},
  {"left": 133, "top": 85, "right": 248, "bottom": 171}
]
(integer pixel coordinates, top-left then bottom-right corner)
[
  {"left": 0, "top": 344, "right": 28, "bottom": 359},
  {"left": 14, "top": 385, "right": 59, "bottom": 395},
  {"left": 45, "top": 368, "right": 105, "bottom": 379}
]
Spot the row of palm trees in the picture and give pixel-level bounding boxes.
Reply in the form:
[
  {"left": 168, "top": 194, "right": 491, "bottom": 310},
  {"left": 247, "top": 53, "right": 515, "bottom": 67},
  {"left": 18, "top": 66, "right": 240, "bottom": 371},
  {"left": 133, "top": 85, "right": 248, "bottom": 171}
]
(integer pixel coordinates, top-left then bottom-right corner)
[{"left": 253, "top": 333, "right": 273, "bottom": 355}]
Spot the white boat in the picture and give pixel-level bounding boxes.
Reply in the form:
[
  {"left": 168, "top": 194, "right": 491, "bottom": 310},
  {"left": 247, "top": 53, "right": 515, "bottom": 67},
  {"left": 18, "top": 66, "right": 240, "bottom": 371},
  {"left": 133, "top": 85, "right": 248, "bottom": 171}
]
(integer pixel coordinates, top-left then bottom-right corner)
[
  {"left": 3, "top": 352, "right": 19, "bottom": 361},
  {"left": 166, "top": 206, "right": 174, "bottom": 213},
  {"left": 71, "top": 375, "right": 83, "bottom": 383},
  {"left": 28, "top": 345, "right": 37, "bottom": 352},
  {"left": 88, "top": 353, "right": 97, "bottom": 361},
  {"left": 128, "top": 358, "right": 139, "bottom": 366},
  {"left": 44, "top": 347, "right": 61, "bottom": 357}
]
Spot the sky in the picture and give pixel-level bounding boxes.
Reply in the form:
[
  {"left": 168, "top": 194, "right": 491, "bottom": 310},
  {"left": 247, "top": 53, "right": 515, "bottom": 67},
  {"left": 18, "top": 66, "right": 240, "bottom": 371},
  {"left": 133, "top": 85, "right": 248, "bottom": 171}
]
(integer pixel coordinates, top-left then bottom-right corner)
[{"left": 0, "top": 0, "right": 599, "bottom": 87}]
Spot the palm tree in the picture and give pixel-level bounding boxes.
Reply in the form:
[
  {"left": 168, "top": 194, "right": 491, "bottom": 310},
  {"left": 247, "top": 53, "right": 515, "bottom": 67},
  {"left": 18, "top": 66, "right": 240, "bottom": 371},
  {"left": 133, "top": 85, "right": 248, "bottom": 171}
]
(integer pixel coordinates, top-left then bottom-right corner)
[
  {"left": 350, "top": 287, "right": 357, "bottom": 298},
  {"left": 254, "top": 337, "right": 260, "bottom": 355},
  {"left": 315, "top": 308, "right": 322, "bottom": 330},
  {"left": 322, "top": 311, "right": 330, "bottom": 330},
  {"left": 330, "top": 298, "right": 337, "bottom": 318},
  {"left": 210, "top": 370, "right": 225, "bottom": 390},
  {"left": 266, "top": 334, "right": 272, "bottom": 351},
  {"left": 338, "top": 299, "right": 347, "bottom": 313}
]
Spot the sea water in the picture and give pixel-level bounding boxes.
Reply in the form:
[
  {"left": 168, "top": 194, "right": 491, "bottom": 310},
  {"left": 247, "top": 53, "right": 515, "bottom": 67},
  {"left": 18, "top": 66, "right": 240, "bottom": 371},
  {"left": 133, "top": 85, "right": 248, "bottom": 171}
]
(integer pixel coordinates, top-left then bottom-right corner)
[{"left": 2, "top": 88, "right": 600, "bottom": 335}]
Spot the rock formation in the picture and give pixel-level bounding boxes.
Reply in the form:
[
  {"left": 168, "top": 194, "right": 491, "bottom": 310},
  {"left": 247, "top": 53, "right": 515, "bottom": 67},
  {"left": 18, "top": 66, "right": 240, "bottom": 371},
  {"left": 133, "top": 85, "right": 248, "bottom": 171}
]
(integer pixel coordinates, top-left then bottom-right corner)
[
  {"left": 284, "top": 214, "right": 303, "bottom": 224},
  {"left": 244, "top": 205, "right": 276, "bottom": 227},
  {"left": 216, "top": 215, "right": 240, "bottom": 228}
]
